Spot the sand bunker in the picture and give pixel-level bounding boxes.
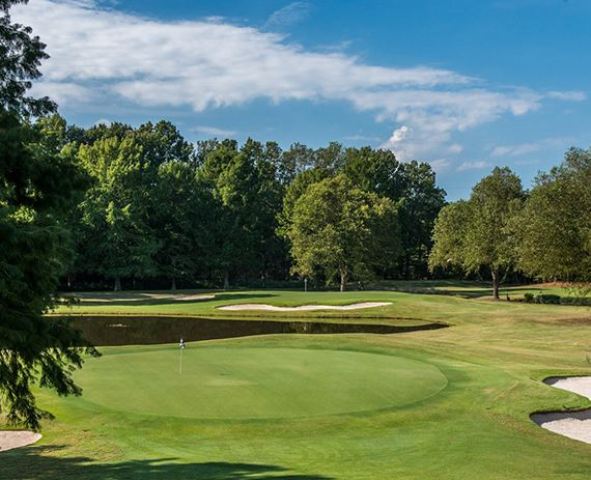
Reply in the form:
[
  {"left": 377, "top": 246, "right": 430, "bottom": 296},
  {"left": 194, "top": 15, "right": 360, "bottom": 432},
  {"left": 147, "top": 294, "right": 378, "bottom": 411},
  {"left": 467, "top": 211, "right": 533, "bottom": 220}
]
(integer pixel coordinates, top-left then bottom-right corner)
[
  {"left": 218, "top": 302, "right": 392, "bottom": 312},
  {"left": 66, "top": 292, "right": 215, "bottom": 303},
  {"left": 532, "top": 376, "right": 591, "bottom": 444},
  {"left": 0, "top": 431, "right": 42, "bottom": 452}
]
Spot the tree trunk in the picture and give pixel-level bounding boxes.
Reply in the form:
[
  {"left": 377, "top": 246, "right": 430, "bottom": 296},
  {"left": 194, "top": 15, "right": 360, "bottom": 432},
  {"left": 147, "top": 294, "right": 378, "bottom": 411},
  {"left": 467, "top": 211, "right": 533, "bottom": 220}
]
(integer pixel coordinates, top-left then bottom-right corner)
[
  {"left": 171, "top": 277, "right": 177, "bottom": 291},
  {"left": 223, "top": 270, "right": 230, "bottom": 290},
  {"left": 114, "top": 276, "right": 122, "bottom": 292},
  {"left": 491, "top": 269, "right": 500, "bottom": 300},
  {"left": 340, "top": 269, "right": 348, "bottom": 292}
]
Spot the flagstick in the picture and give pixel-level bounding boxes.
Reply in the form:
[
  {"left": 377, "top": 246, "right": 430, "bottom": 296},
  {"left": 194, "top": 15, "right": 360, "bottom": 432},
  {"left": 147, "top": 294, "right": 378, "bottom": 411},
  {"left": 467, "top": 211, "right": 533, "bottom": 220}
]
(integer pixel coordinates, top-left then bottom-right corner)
[{"left": 179, "top": 346, "right": 183, "bottom": 375}]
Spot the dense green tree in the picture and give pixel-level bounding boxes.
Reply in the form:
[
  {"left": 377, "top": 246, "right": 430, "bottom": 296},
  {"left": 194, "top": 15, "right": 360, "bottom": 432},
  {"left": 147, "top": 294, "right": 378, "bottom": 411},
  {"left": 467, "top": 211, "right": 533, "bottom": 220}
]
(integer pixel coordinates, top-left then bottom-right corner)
[
  {"left": 286, "top": 175, "right": 400, "bottom": 291},
  {"left": 343, "top": 149, "right": 446, "bottom": 278},
  {"left": 395, "top": 161, "right": 446, "bottom": 278},
  {"left": 430, "top": 167, "right": 524, "bottom": 299},
  {"left": 428, "top": 201, "right": 471, "bottom": 272},
  {"left": 199, "top": 139, "right": 283, "bottom": 287},
  {"left": 152, "top": 161, "right": 209, "bottom": 289},
  {"left": 273, "top": 142, "right": 314, "bottom": 185},
  {"left": 278, "top": 167, "right": 329, "bottom": 237},
  {"left": 77, "top": 136, "right": 159, "bottom": 290},
  {"left": 516, "top": 148, "right": 591, "bottom": 281},
  {"left": 134, "top": 120, "right": 194, "bottom": 168},
  {"left": 0, "top": 0, "right": 96, "bottom": 429}
]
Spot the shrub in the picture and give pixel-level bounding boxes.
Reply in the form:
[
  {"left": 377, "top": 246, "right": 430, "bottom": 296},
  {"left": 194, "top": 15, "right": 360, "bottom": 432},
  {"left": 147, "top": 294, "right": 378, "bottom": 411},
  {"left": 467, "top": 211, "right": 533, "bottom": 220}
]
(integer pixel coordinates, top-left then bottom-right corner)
[{"left": 535, "top": 294, "right": 561, "bottom": 304}]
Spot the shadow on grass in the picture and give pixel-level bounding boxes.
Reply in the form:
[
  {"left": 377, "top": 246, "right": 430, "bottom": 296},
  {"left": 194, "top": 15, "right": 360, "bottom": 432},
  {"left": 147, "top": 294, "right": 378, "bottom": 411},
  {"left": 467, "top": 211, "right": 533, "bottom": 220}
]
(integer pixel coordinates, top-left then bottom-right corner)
[
  {"left": 67, "top": 293, "right": 277, "bottom": 308},
  {"left": 372, "top": 280, "right": 545, "bottom": 299},
  {"left": 1, "top": 446, "right": 333, "bottom": 480}
]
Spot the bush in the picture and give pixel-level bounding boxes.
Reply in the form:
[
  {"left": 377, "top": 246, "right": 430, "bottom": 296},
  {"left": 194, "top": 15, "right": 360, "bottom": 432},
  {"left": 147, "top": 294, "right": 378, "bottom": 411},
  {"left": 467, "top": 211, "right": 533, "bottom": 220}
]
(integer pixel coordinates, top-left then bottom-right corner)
[
  {"left": 537, "top": 294, "right": 562, "bottom": 304},
  {"left": 524, "top": 292, "right": 591, "bottom": 306},
  {"left": 560, "top": 296, "right": 591, "bottom": 306}
]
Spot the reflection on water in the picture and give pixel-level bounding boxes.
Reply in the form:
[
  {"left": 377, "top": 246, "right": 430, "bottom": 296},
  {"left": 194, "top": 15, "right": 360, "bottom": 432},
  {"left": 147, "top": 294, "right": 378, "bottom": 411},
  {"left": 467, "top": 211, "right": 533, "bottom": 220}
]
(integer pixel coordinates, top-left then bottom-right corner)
[{"left": 60, "top": 316, "right": 447, "bottom": 346}]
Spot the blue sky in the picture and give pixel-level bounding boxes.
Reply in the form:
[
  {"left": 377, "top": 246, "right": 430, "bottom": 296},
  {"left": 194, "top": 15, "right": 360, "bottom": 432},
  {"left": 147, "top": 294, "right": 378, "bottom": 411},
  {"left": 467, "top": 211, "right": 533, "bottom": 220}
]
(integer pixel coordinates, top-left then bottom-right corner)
[{"left": 14, "top": 0, "right": 590, "bottom": 199}]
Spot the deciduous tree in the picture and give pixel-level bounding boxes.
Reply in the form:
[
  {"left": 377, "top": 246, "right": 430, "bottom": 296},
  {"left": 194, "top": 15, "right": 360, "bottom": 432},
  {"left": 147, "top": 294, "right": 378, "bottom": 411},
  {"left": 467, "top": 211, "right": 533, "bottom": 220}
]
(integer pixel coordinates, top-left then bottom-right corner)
[
  {"left": 286, "top": 175, "right": 400, "bottom": 291},
  {"left": 430, "top": 167, "right": 524, "bottom": 299}
]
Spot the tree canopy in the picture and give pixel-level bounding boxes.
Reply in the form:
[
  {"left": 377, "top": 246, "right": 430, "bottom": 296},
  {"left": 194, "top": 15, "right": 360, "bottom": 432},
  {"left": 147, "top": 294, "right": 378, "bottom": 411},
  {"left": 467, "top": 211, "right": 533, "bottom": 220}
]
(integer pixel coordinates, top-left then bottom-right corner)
[
  {"left": 516, "top": 148, "right": 591, "bottom": 281},
  {"left": 286, "top": 175, "right": 400, "bottom": 291},
  {"left": 430, "top": 167, "right": 524, "bottom": 299},
  {"left": 0, "top": 0, "right": 97, "bottom": 429}
]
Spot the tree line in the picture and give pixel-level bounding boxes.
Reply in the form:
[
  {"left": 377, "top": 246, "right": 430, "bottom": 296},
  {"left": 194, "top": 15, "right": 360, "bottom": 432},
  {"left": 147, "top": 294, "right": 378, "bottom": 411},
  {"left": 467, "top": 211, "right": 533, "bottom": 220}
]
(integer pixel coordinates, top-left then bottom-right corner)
[
  {"left": 429, "top": 150, "right": 591, "bottom": 299},
  {"left": 45, "top": 111, "right": 591, "bottom": 298},
  {"left": 39, "top": 116, "right": 446, "bottom": 291}
]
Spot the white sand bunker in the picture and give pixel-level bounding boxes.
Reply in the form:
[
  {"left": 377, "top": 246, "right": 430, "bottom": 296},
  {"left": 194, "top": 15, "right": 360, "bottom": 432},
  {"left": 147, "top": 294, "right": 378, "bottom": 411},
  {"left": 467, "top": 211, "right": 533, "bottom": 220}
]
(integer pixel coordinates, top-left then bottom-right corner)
[
  {"left": 0, "top": 431, "right": 41, "bottom": 452},
  {"left": 67, "top": 292, "right": 215, "bottom": 303},
  {"left": 532, "top": 376, "right": 591, "bottom": 444},
  {"left": 218, "top": 302, "right": 392, "bottom": 312}
]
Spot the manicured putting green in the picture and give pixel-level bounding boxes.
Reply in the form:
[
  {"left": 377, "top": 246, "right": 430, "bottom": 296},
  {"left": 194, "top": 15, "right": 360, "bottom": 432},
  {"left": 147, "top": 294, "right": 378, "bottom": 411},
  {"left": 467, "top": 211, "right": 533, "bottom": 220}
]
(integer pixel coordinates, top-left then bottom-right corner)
[{"left": 74, "top": 345, "right": 447, "bottom": 419}]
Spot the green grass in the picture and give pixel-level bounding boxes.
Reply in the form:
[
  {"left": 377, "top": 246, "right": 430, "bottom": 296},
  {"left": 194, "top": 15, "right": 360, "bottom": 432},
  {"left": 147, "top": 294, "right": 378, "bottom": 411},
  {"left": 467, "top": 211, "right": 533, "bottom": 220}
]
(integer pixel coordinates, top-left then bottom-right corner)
[
  {"left": 54, "top": 345, "right": 447, "bottom": 420},
  {"left": 4, "top": 282, "right": 591, "bottom": 479}
]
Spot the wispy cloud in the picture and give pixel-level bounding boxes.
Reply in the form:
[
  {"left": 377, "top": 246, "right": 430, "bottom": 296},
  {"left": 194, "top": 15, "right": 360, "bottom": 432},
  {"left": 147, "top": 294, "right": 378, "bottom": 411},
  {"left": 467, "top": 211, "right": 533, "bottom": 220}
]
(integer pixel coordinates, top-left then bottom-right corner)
[
  {"left": 430, "top": 159, "right": 452, "bottom": 172},
  {"left": 491, "top": 137, "right": 575, "bottom": 157},
  {"left": 546, "top": 91, "right": 587, "bottom": 101},
  {"left": 191, "top": 125, "right": 237, "bottom": 137},
  {"left": 265, "top": 2, "right": 312, "bottom": 29},
  {"left": 457, "top": 161, "right": 490, "bottom": 171},
  {"left": 14, "top": 0, "right": 585, "bottom": 165}
]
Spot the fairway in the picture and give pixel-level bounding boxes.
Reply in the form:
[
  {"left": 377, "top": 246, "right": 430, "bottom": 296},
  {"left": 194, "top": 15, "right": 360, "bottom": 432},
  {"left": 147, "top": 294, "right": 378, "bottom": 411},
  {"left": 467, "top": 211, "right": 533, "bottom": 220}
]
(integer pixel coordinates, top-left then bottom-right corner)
[
  {"left": 5, "top": 287, "right": 591, "bottom": 480},
  {"left": 73, "top": 345, "right": 448, "bottom": 419}
]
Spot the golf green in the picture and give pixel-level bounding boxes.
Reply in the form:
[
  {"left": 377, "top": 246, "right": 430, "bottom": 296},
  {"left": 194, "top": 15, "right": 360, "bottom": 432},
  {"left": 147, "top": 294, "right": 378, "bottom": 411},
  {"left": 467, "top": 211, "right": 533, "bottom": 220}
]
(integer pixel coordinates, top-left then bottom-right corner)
[{"left": 73, "top": 345, "right": 448, "bottom": 419}]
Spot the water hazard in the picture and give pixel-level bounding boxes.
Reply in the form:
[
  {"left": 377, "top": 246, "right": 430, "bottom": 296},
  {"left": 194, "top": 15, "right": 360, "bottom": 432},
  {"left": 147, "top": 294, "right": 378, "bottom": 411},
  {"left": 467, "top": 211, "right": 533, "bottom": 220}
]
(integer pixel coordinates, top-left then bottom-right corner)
[{"left": 60, "top": 315, "right": 447, "bottom": 346}]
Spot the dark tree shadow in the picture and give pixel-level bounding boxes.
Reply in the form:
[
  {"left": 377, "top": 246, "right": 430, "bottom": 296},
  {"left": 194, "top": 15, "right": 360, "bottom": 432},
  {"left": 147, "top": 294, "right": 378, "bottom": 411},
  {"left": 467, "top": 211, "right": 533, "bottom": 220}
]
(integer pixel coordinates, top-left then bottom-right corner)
[{"left": 1, "top": 446, "right": 333, "bottom": 480}]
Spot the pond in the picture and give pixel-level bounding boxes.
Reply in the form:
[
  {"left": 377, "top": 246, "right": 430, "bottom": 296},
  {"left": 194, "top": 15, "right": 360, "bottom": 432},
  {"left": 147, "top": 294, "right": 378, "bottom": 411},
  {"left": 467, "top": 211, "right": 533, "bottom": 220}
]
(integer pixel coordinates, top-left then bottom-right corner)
[{"left": 60, "top": 315, "right": 447, "bottom": 346}]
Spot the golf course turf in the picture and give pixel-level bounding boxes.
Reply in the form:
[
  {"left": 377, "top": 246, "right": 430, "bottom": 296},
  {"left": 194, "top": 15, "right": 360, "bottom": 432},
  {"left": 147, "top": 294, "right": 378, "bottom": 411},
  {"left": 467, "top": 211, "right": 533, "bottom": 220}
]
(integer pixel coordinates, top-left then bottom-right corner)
[
  {"left": 3, "top": 282, "right": 591, "bottom": 479},
  {"left": 66, "top": 346, "right": 448, "bottom": 420}
]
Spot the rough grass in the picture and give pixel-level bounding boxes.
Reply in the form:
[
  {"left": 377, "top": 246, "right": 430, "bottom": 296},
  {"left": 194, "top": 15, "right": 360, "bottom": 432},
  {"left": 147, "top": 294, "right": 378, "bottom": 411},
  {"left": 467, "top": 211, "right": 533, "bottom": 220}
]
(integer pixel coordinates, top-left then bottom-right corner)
[{"left": 3, "top": 282, "right": 591, "bottom": 479}]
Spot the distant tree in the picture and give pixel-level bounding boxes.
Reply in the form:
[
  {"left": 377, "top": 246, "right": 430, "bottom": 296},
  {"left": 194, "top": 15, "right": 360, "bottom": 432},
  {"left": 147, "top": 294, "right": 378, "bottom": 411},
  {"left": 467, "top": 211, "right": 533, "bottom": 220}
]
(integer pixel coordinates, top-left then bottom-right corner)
[
  {"left": 77, "top": 136, "right": 159, "bottom": 290},
  {"left": 274, "top": 142, "right": 315, "bottom": 185},
  {"left": 430, "top": 167, "right": 524, "bottom": 299},
  {"left": 395, "top": 161, "right": 446, "bottom": 278},
  {"left": 278, "top": 167, "right": 329, "bottom": 237},
  {"left": 286, "top": 175, "right": 400, "bottom": 291},
  {"left": 134, "top": 120, "right": 194, "bottom": 168},
  {"left": 343, "top": 150, "right": 445, "bottom": 278},
  {"left": 199, "top": 139, "right": 283, "bottom": 287},
  {"left": 516, "top": 148, "right": 591, "bottom": 281},
  {"left": 0, "top": 0, "right": 97, "bottom": 429},
  {"left": 429, "top": 201, "right": 471, "bottom": 271},
  {"left": 315, "top": 141, "right": 345, "bottom": 172}
]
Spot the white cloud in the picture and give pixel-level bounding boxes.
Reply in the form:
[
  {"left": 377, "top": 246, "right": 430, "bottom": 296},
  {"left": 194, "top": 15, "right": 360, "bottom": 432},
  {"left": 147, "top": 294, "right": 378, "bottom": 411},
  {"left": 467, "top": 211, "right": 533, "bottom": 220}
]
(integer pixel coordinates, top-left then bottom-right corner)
[
  {"left": 546, "top": 91, "right": 587, "bottom": 102},
  {"left": 265, "top": 2, "right": 312, "bottom": 29},
  {"left": 429, "top": 159, "right": 451, "bottom": 172},
  {"left": 13, "top": 0, "right": 584, "bottom": 163},
  {"left": 191, "top": 125, "right": 237, "bottom": 137},
  {"left": 457, "top": 161, "right": 490, "bottom": 171},
  {"left": 491, "top": 143, "right": 540, "bottom": 157},
  {"left": 30, "top": 81, "right": 94, "bottom": 106},
  {"left": 491, "top": 137, "right": 575, "bottom": 157}
]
